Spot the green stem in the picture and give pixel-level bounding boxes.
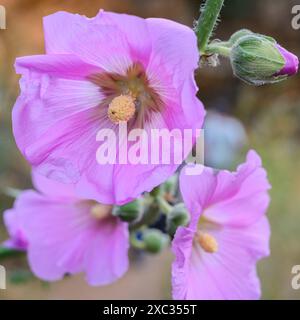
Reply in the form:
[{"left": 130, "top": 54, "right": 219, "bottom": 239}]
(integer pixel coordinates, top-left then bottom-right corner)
[
  {"left": 196, "top": 0, "right": 225, "bottom": 54},
  {"left": 206, "top": 43, "right": 231, "bottom": 57},
  {"left": 157, "top": 196, "right": 172, "bottom": 215}
]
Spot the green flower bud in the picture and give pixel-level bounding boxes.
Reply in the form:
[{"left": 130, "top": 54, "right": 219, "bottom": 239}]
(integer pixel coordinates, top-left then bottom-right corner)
[
  {"left": 230, "top": 34, "right": 286, "bottom": 85},
  {"left": 143, "top": 229, "right": 170, "bottom": 254},
  {"left": 161, "top": 175, "right": 178, "bottom": 203},
  {"left": 115, "top": 199, "right": 142, "bottom": 222},
  {"left": 228, "top": 29, "right": 253, "bottom": 46},
  {"left": 166, "top": 203, "right": 190, "bottom": 237}
]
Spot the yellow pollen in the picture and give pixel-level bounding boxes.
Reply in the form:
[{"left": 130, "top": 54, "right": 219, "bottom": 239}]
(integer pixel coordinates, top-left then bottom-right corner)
[
  {"left": 90, "top": 204, "right": 113, "bottom": 220},
  {"left": 197, "top": 232, "right": 218, "bottom": 253},
  {"left": 108, "top": 94, "right": 136, "bottom": 124}
]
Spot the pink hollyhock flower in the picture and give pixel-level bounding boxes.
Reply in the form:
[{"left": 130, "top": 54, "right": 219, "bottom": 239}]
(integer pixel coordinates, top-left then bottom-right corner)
[
  {"left": 13, "top": 10, "right": 205, "bottom": 205},
  {"left": 172, "top": 150, "right": 271, "bottom": 300},
  {"left": 3, "top": 172, "right": 129, "bottom": 286}
]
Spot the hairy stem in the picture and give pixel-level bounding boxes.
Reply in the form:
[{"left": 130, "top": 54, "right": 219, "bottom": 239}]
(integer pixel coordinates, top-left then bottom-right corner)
[
  {"left": 196, "top": 0, "right": 225, "bottom": 54},
  {"left": 206, "top": 43, "right": 231, "bottom": 56}
]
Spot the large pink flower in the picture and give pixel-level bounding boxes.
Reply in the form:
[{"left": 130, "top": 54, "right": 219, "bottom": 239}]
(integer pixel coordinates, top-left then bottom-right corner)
[
  {"left": 3, "top": 172, "right": 129, "bottom": 286},
  {"left": 172, "top": 150, "right": 271, "bottom": 300},
  {"left": 13, "top": 10, "right": 204, "bottom": 205}
]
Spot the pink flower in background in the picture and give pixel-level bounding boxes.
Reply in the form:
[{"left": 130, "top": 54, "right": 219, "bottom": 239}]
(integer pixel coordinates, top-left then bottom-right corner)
[
  {"left": 3, "top": 172, "right": 129, "bottom": 286},
  {"left": 13, "top": 10, "right": 205, "bottom": 205},
  {"left": 172, "top": 150, "right": 271, "bottom": 300}
]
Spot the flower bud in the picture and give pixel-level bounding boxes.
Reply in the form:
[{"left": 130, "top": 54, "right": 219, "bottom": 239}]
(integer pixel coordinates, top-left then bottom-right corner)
[
  {"left": 161, "top": 175, "right": 178, "bottom": 202},
  {"left": 114, "top": 199, "right": 142, "bottom": 222},
  {"left": 230, "top": 34, "right": 298, "bottom": 85},
  {"left": 228, "top": 29, "right": 253, "bottom": 46},
  {"left": 166, "top": 203, "right": 190, "bottom": 237},
  {"left": 143, "top": 229, "right": 169, "bottom": 254}
]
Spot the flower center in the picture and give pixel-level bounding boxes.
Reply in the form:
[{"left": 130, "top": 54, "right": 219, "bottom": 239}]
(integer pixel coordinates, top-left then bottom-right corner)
[
  {"left": 88, "top": 62, "right": 164, "bottom": 128},
  {"left": 197, "top": 232, "right": 218, "bottom": 253},
  {"left": 107, "top": 94, "right": 136, "bottom": 124},
  {"left": 90, "top": 203, "right": 113, "bottom": 220}
]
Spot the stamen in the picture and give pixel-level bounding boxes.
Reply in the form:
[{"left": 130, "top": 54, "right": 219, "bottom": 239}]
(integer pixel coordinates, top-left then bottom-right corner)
[
  {"left": 197, "top": 232, "right": 218, "bottom": 253},
  {"left": 90, "top": 203, "right": 112, "bottom": 220},
  {"left": 108, "top": 94, "right": 136, "bottom": 124}
]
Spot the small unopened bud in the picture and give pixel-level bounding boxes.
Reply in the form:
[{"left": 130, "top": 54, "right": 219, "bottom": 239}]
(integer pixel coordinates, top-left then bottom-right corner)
[
  {"left": 166, "top": 203, "right": 190, "bottom": 236},
  {"left": 162, "top": 175, "right": 178, "bottom": 202},
  {"left": 143, "top": 229, "right": 169, "bottom": 254},
  {"left": 230, "top": 34, "right": 298, "bottom": 85},
  {"left": 115, "top": 199, "right": 142, "bottom": 222}
]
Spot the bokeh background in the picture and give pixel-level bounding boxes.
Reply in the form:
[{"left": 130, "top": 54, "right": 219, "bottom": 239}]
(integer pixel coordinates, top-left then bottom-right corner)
[{"left": 0, "top": 0, "right": 300, "bottom": 299}]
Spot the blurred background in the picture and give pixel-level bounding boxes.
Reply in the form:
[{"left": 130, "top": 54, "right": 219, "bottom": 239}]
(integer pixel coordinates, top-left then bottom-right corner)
[{"left": 0, "top": 0, "right": 300, "bottom": 299}]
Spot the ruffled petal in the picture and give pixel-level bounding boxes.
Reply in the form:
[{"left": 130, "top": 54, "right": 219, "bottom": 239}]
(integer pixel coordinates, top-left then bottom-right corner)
[
  {"left": 43, "top": 11, "right": 93, "bottom": 54},
  {"left": 180, "top": 150, "right": 271, "bottom": 228},
  {"left": 205, "top": 150, "right": 271, "bottom": 227},
  {"left": 179, "top": 167, "right": 216, "bottom": 224},
  {"left": 43, "top": 11, "right": 132, "bottom": 74}
]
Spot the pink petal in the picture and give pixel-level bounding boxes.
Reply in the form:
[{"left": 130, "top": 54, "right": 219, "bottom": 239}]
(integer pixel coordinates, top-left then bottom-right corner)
[
  {"left": 96, "top": 11, "right": 152, "bottom": 65},
  {"left": 43, "top": 11, "right": 93, "bottom": 54},
  {"left": 13, "top": 54, "right": 103, "bottom": 159},
  {"left": 179, "top": 167, "right": 216, "bottom": 224},
  {"left": 171, "top": 226, "right": 195, "bottom": 299},
  {"left": 180, "top": 150, "right": 271, "bottom": 228},
  {"left": 21, "top": 109, "right": 101, "bottom": 184},
  {"left": 31, "top": 170, "right": 77, "bottom": 200},
  {"left": 43, "top": 11, "right": 132, "bottom": 74},
  {"left": 15, "top": 54, "right": 101, "bottom": 79},
  {"left": 205, "top": 150, "right": 271, "bottom": 227},
  {"left": 146, "top": 18, "right": 199, "bottom": 88},
  {"left": 145, "top": 17, "right": 204, "bottom": 132},
  {"left": 17, "top": 191, "right": 89, "bottom": 280},
  {"left": 113, "top": 112, "right": 187, "bottom": 204},
  {"left": 3, "top": 208, "right": 27, "bottom": 251},
  {"left": 84, "top": 219, "right": 129, "bottom": 286}
]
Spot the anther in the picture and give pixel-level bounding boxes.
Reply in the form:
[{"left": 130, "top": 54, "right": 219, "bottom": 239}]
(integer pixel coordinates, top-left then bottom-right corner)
[
  {"left": 197, "top": 232, "right": 218, "bottom": 253},
  {"left": 107, "top": 94, "right": 136, "bottom": 124}
]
